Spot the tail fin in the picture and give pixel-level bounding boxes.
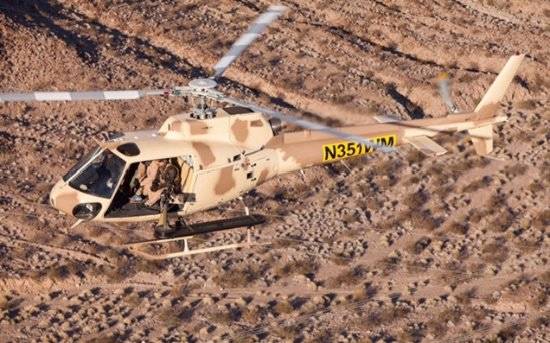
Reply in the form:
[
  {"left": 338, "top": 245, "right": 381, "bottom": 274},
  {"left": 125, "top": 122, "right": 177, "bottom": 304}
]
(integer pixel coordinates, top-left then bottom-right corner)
[
  {"left": 468, "top": 54, "right": 525, "bottom": 155},
  {"left": 474, "top": 54, "right": 525, "bottom": 117}
]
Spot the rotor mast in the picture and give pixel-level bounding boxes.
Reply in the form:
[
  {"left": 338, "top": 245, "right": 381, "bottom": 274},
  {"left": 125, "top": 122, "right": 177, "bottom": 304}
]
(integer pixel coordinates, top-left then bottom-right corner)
[{"left": 188, "top": 78, "right": 218, "bottom": 119}]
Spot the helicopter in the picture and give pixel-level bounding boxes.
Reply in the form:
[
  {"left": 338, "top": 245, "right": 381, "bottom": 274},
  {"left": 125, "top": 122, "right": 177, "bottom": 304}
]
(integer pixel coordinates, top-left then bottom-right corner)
[{"left": 0, "top": 5, "right": 525, "bottom": 258}]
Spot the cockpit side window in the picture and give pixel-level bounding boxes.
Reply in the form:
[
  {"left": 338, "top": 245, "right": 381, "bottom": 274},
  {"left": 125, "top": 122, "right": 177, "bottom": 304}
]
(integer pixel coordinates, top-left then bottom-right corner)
[{"left": 68, "top": 150, "right": 126, "bottom": 199}]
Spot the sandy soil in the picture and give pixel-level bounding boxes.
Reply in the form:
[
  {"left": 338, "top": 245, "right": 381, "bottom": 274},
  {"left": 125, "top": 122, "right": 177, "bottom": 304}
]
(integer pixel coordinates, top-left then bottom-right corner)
[{"left": 0, "top": 0, "right": 549, "bottom": 342}]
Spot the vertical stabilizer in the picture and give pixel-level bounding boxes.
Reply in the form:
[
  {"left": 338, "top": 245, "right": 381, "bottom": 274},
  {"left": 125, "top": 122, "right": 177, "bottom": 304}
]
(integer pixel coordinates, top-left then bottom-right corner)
[
  {"left": 474, "top": 54, "right": 525, "bottom": 117},
  {"left": 468, "top": 54, "right": 525, "bottom": 155}
]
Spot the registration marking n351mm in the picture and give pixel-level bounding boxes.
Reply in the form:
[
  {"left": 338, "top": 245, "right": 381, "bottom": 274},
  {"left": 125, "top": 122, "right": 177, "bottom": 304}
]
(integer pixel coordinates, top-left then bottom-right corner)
[{"left": 322, "top": 134, "right": 397, "bottom": 162}]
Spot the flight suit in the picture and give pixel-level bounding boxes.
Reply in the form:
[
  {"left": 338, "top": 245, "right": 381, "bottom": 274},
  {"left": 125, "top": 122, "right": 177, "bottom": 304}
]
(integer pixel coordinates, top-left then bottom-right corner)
[{"left": 141, "top": 160, "right": 166, "bottom": 206}]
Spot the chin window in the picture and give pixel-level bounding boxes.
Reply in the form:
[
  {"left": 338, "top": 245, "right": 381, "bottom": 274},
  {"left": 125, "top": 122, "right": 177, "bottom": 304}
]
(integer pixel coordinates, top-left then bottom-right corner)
[{"left": 72, "top": 203, "right": 102, "bottom": 219}]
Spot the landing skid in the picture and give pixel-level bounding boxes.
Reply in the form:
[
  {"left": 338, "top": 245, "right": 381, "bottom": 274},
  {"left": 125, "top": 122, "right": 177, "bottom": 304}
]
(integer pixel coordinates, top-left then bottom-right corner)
[{"left": 124, "top": 214, "right": 268, "bottom": 260}]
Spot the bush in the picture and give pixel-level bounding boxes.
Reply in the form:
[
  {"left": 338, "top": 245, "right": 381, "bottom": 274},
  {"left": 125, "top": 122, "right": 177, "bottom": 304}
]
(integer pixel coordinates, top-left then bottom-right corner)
[{"left": 213, "top": 264, "right": 266, "bottom": 288}]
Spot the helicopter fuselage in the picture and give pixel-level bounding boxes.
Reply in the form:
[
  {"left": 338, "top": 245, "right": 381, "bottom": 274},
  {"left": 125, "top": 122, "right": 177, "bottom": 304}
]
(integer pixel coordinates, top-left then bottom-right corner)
[{"left": 48, "top": 102, "right": 507, "bottom": 223}]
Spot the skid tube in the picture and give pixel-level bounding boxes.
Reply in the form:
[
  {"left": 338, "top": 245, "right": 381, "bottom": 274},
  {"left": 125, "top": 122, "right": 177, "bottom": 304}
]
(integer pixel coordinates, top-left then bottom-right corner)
[{"left": 124, "top": 214, "right": 268, "bottom": 259}]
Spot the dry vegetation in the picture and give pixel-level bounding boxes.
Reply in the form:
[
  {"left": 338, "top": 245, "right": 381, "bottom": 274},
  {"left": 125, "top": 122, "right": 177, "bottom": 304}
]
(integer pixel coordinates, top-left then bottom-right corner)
[{"left": 0, "top": 0, "right": 549, "bottom": 341}]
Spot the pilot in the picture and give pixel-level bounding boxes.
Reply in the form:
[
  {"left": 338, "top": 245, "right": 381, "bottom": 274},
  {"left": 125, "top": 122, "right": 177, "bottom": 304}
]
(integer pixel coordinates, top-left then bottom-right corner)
[{"left": 129, "top": 162, "right": 147, "bottom": 203}]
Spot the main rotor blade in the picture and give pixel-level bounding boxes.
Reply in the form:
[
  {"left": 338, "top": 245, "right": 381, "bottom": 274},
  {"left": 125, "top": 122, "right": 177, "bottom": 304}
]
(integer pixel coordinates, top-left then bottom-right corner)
[
  {"left": 211, "top": 5, "right": 287, "bottom": 79},
  {"left": 0, "top": 89, "right": 168, "bottom": 102},
  {"left": 222, "top": 96, "right": 396, "bottom": 153},
  {"left": 437, "top": 72, "right": 459, "bottom": 113}
]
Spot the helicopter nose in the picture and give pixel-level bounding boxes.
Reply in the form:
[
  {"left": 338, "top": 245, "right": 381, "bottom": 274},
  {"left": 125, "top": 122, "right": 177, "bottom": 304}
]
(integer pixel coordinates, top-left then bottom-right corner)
[
  {"left": 49, "top": 180, "right": 62, "bottom": 207},
  {"left": 49, "top": 180, "right": 78, "bottom": 215}
]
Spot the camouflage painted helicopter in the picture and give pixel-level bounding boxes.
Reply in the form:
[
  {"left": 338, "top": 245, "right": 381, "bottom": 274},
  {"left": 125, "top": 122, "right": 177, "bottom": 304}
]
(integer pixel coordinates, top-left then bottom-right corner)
[{"left": 0, "top": 6, "right": 524, "bottom": 258}]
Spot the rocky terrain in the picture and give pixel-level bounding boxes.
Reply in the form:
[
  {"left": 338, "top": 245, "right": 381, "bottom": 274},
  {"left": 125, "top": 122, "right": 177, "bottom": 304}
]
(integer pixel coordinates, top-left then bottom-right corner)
[{"left": 0, "top": 0, "right": 548, "bottom": 342}]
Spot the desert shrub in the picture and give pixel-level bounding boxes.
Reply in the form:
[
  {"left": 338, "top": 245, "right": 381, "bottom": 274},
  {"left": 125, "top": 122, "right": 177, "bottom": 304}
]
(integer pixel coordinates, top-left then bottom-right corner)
[
  {"left": 381, "top": 255, "right": 402, "bottom": 275},
  {"left": 327, "top": 265, "right": 368, "bottom": 287},
  {"left": 532, "top": 289, "right": 548, "bottom": 310},
  {"left": 488, "top": 210, "right": 515, "bottom": 232},
  {"left": 427, "top": 318, "right": 447, "bottom": 338},
  {"left": 528, "top": 180, "right": 544, "bottom": 194},
  {"left": 409, "top": 210, "right": 440, "bottom": 231},
  {"left": 407, "top": 258, "right": 433, "bottom": 273},
  {"left": 369, "top": 304, "right": 412, "bottom": 326},
  {"left": 371, "top": 159, "right": 403, "bottom": 176},
  {"left": 352, "top": 282, "right": 379, "bottom": 300},
  {"left": 274, "top": 258, "right": 319, "bottom": 278},
  {"left": 456, "top": 287, "right": 478, "bottom": 305},
  {"left": 467, "top": 208, "right": 488, "bottom": 224},
  {"left": 447, "top": 221, "right": 469, "bottom": 235},
  {"left": 463, "top": 176, "right": 492, "bottom": 192},
  {"left": 170, "top": 282, "right": 200, "bottom": 297},
  {"left": 532, "top": 209, "right": 550, "bottom": 229},
  {"left": 433, "top": 184, "right": 455, "bottom": 200},
  {"left": 514, "top": 237, "right": 542, "bottom": 253},
  {"left": 376, "top": 218, "right": 399, "bottom": 232},
  {"left": 399, "top": 322, "right": 427, "bottom": 342},
  {"left": 517, "top": 99, "right": 537, "bottom": 110},
  {"left": 357, "top": 197, "right": 383, "bottom": 211},
  {"left": 207, "top": 308, "right": 233, "bottom": 325},
  {"left": 404, "top": 175, "right": 421, "bottom": 186},
  {"left": 213, "top": 264, "right": 266, "bottom": 288},
  {"left": 406, "top": 149, "right": 425, "bottom": 165},
  {"left": 403, "top": 189, "right": 429, "bottom": 210},
  {"left": 44, "top": 264, "right": 73, "bottom": 281},
  {"left": 481, "top": 239, "right": 509, "bottom": 264},
  {"left": 157, "top": 307, "right": 183, "bottom": 328},
  {"left": 487, "top": 193, "right": 507, "bottom": 208},
  {"left": 411, "top": 237, "right": 431, "bottom": 254},
  {"left": 497, "top": 322, "right": 526, "bottom": 341},
  {"left": 332, "top": 93, "right": 355, "bottom": 104},
  {"left": 274, "top": 300, "right": 294, "bottom": 315},
  {"left": 427, "top": 163, "right": 457, "bottom": 186},
  {"left": 271, "top": 324, "right": 301, "bottom": 340},
  {"left": 502, "top": 164, "right": 528, "bottom": 178},
  {"left": 241, "top": 306, "right": 265, "bottom": 324}
]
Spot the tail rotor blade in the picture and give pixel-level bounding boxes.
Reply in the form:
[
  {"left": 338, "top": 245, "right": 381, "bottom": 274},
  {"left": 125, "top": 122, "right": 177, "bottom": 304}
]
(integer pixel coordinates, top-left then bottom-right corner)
[
  {"left": 437, "top": 72, "right": 459, "bottom": 113},
  {"left": 222, "top": 96, "right": 396, "bottom": 153},
  {"left": 211, "top": 5, "right": 287, "bottom": 79}
]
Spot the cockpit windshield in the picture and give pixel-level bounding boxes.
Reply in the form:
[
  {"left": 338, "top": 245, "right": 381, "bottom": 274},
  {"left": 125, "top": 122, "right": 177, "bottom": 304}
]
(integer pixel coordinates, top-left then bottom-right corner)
[
  {"left": 63, "top": 146, "right": 101, "bottom": 182},
  {"left": 68, "top": 149, "right": 126, "bottom": 199}
]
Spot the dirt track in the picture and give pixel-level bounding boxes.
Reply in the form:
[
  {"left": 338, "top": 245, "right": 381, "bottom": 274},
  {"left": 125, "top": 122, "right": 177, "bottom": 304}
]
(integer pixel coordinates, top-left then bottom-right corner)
[{"left": 0, "top": 1, "right": 549, "bottom": 342}]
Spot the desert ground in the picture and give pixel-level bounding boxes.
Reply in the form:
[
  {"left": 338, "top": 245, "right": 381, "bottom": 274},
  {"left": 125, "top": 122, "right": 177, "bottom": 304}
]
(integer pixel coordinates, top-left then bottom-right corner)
[{"left": 0, "top": 0, "right": 549, "bottom": 342}]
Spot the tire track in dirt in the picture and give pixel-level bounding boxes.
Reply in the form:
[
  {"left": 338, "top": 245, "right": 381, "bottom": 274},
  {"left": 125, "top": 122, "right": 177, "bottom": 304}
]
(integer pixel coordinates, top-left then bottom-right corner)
[
  {"left": 0, "top": 276, "right": 168, "bottom": 297},
  {"left": 229, "top": 269, "right": 540, "bottom": 340},
  {"left": 451, "top": 0, "right": 550, "bottom": 33},
  {"left": 287, "top": 1, "right": 497, "bottom": 75},
  {"left": 281, "top": 1, "right": 519, "bottom": 119},
  {"left": 0, "top": 232, "right": 113, "bottom": 267}
]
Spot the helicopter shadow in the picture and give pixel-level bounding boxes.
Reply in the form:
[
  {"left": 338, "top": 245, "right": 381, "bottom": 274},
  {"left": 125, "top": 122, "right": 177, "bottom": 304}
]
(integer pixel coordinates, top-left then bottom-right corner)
[{"left": 386, "top": 84, "right": 425, "bottom": 119}]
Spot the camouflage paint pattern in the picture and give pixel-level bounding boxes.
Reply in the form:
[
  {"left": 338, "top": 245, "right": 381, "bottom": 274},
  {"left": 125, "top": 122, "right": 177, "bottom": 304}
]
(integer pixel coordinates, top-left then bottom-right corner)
[{"left": 49, "top": 55, "right": 524, "bottom": 223}]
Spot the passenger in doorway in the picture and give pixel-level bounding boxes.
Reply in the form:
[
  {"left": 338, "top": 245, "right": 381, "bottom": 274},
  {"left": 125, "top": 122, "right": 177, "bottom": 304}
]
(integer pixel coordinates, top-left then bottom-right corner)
[
  {"left": 142, "top": 159, "right": 168, "bottom": 206},
  {"left": 129, "top": 159, "right": 181, "bottom": 207}
]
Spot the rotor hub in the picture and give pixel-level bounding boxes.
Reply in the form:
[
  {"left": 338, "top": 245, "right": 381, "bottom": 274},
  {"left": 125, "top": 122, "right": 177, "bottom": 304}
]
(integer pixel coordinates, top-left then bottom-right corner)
[{"left": 188, "top": 78, "right": 218, "bottom": 91}]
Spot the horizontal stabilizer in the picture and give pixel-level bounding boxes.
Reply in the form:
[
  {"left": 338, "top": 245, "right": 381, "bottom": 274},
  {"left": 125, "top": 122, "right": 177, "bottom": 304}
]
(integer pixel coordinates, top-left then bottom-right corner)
[{"left": 407, "top": 136, "right": 447, "bottom": 156}]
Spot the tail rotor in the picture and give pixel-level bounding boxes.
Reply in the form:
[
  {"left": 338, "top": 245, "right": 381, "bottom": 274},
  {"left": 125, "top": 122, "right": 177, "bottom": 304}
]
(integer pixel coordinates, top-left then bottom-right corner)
[{"left": 437, "top": 72, "right": 459, "bottom": 114}]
